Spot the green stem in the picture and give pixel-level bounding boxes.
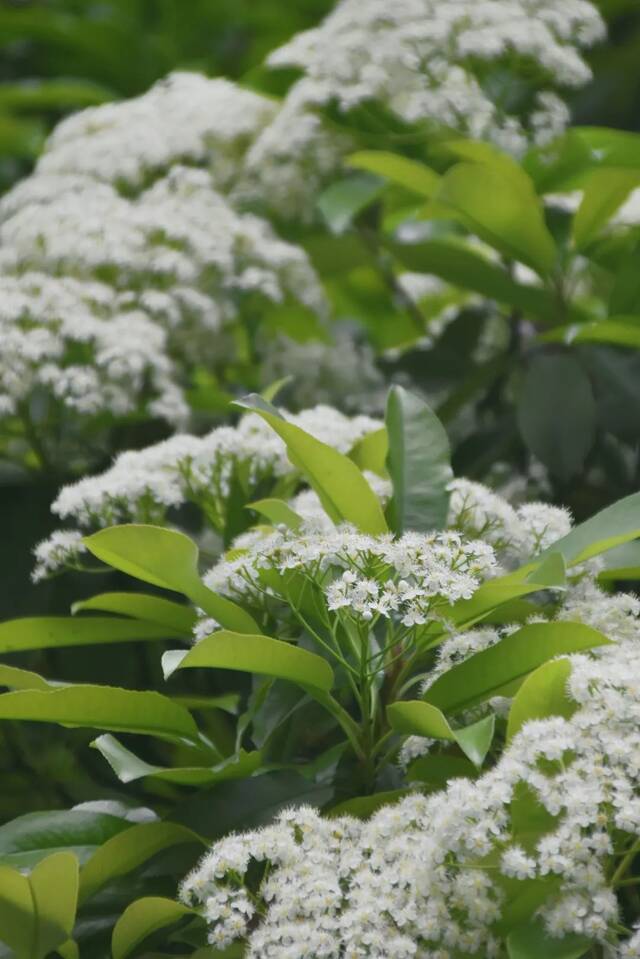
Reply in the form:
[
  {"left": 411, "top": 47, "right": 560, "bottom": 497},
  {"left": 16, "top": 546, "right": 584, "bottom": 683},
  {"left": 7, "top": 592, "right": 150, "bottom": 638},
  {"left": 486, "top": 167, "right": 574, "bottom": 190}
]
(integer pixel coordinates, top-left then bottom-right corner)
[{"left": 612, "top": 838, "right": 640, "bottom": 887}]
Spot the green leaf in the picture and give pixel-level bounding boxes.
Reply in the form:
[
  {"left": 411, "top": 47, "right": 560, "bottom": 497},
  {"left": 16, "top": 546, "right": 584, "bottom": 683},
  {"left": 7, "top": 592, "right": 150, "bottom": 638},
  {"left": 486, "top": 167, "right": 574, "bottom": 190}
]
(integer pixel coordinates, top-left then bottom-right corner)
[
  {"left": 507, "top": 918, "right": 590, "bottom": 959},
  {"left": 0, "top": 79, "right": 111, "bottom": 110},
  {"left": 387, "top": 701, "right": 494, "bottom": 767},
  {"left": 79, "top": 822, "right": 204, "bottom": 904},
  {"left": 163, "top": 630, "right": 334, "bottom": 694},
  {"left": 405, "top": 753, "right": 477, "bottom": 787},
  {"left": 112, "top": 897, "right": 197, "bottom": 959},
  {"left": 0, "top": 808, "right": 131, "bottom": 869},
  {"left": 248, "top": 498, "right": 303, "bottom": 530},
  {"left": 507, "top": 659, "right": 576, "bottom": 742},
  {"left": 0, "top": 664, "right": 52, "bottom": 692},
  {"left": 349, "top": 427, "right": 388, "bottom": 477},
  {"left": 0, "top": 615, "right": 183, "bottom": 654},
  {"left": 317, "top": 173, "right": 383, "bottom": 233},
  {"left": 233, "top": 395, "right": 388, "bottom": 535},
  {"left": 573, "top": 167, "right": 640, "bottom": 248},
  {"left": 327, "top": 789, "right": 414, "bottom": 819},
  {"left": 83, "top": 525, "right": 259, "bottom": 634},
  {"left": 71, "top": 592, "right": 196, "bottom": 634},
  {"left": 387, "top": 238, "right": 562, "bottom": 321},
  {"left": 444, "top": 572, "right": 559, "bottom": 631},
  {"left": 542, "top": 318, "right": 640, "bottom": 350},
  {"left": 94, "top": 734, "right": 262, "bottom": 786},
  {"left": 599, "top": 539, "right": 640, "bottom": 581},
  {"left": 347, "top": 151, "right": 440, "bottom": 198},
  {"left": 385, "top": 386, "right": 452, "bottom": 533},
  {"left": 424, "top": 622, "right": 610, "bottom": 715},
  {"left": 0, "top": 686, "right": 199, "bottom": 743},
  {"left": 517, "top": 354, "right": 596, "bottom": 481},
  {"left": 435, "top": 159, "right": 557, "bottom": 276},
  {"left": 537, "top": 490, "right": 640, "bottom": 564},
  {"left": 0, "top": 852, "right": 78, "bottom": 959}
]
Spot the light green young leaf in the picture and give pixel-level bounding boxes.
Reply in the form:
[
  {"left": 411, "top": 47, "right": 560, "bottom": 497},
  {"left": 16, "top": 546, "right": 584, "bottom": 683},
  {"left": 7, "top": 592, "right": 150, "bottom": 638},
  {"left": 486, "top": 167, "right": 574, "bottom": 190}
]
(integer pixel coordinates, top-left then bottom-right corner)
[
  {"left": 0, "top": 615, "right": 183, "bottom": 654},
  {"left": 0, "top": 664, "right": 53, "bottom": 692},
  {"left": 93, "top": 733, "right": 262, "bottom": 786},
  {"left": 79, "top": 821, "right": 204, "bottom": 904},
  {"left": 347, "top": 151, "right": 440, "bottom": 198},
  {"left": 84, "top": 525, "right": 259, "bottom": 634},
  {"left": 573, "top": 167, "right": 640, "bottom": 248},
  {"left": 599, "top": 539, "right": 640, "bottom": 581},
  {"left": 248, "top": 498, "right": 303, "bottom": 530},
  {"left": 349, "top": 427, "right": 388, "bottom": 477},
  {"left": 424, "top": 622, "right": 610, "bottom": 715},
  {"left": 537, "top": 490, "right": 640, "bottom": 565},
  {"left": 0, "top": 686, "right": 199, "bottom": 743},
  {"left": 233, "top": 395, "right": 388, "bottom": 535},
  {"left": 435, "top": 160, "right": 557, "bottom": 276},
  {"left": 507, "top": 658, "right": 576, "bottom": 742},
  {"left": 71, "top": 592, "right": 196, "bottom": 634},
  {"left": 163, "top": 631, "right": 334, "bottom": 694},
  {"left": 0, "top": 852, "right": 79, "bottom": 959},
  {"left": 387, "top": 701, "right": 494, "bottom": 767},
  {"left": 112, "top": 897, "right": 197, "bottom": 959},
  {"left": 385, "top": 386, "right": 452, "bottom": 533}
]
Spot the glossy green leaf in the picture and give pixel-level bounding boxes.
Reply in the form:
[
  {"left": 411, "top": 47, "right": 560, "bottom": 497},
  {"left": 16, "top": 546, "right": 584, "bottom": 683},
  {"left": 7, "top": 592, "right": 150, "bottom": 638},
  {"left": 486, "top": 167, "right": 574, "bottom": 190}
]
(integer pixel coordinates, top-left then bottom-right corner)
[
  {"left": 328, "top": 789, "right": 414, "bottom": 819},
  {"left": 233, "top": 395, "right": 388, "bottom": 534},
  {"left": 435, "top": 160, "right": 557, "bottom": 276},
  {"left": 0, "top": 615, "right": 182, "bottom": 653},
  {"left": 599, "top": 539, "right": 640, "bottom": 581},
  {"left": 507, "top": 659, "right": 576, "bottom": 742},
  {"left": 248, "top": 498, "right": 303, "bottom": 530},
  {"left": 385, "top": 386, "right": 452, "bottom": 533},
  {"left": 79, "top": 821, "right": 204, "bottom": 904},
  {"left": 517, "top": 354, "right": 596, "bottom": 482},
  {"left": 84, "top": 525, "right": 259, "bottom": 634},
  {"left": 112, "top": 897, "right": 197, "bottom": 959},
  {"left": 348, "top": 151, "right": 440, "bottom": 197},
  {"left": 507, "top": 918, "right": 590, "bottom": 959},
  {"left": 573, "top": 167, "right": 640, "bottom": 248},
  {"left": 94, "top": 733, "right": 262, "bottom": 786},
  {"left": 424, "top": 622, "right": 610, "bottom": 715},
  {"left": 445, "top": 577, "right": 555, "bottom": 631},
  {"left": 349, "top": 427, "right": 388, "bottom": 477},
  {"left": 0, "top": 808, "right": 131, "bottom": 869},
  {"left": 537, "top": 490, "right": 640, "bottom": 564},
  {"left": 387, "top": 701, "right": 494, "bottom": 767},
  {"left": 406, "top": 753, "right": 477, "bottom": 787},
  {"left": 542, "top": 318, "right": 640, "bottom": 350},
  {"left": 317, "top": 173, "right": 383, "bottom": 233},
  {"left": 71, "top": 592, "right": 196, "bottom": 634},
  {"left": 0, "top": 686, "right": 199, "bottom": 743},
  {"left": 163, "top": 630, "right": 334, "bottom": 694},
  {"left": 0, "top": 852, "right": 78, "bottom": 959}
]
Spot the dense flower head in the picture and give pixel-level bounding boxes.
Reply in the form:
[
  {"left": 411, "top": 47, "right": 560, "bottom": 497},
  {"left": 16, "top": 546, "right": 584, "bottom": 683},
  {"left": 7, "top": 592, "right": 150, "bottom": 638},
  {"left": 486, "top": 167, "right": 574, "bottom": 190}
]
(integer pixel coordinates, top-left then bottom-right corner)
[
  {"left": 32, "top": 72, "right": 277, "bottom": 193},
  {"left": 205, "top": 524, "right": 497, "bottom": 627},
  {"left": 267, "top": 0, "right": 604, "bottom": 153},
  {"left": 182, "top": 579, "right": 640, "bottom": 957}
]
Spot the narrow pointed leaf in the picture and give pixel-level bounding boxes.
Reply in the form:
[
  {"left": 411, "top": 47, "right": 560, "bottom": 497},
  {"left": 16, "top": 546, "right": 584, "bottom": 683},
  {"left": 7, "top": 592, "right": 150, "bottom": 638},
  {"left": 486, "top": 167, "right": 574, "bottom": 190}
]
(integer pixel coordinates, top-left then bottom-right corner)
[
  {"left": 248, "top": 499, "right": 303, "bottom": 530},
  {"left": 233, "top": 395, "right": 387, "bottom": 534},
  {"left": 93, "top": 734, "right": 262, "bottom": 786}
]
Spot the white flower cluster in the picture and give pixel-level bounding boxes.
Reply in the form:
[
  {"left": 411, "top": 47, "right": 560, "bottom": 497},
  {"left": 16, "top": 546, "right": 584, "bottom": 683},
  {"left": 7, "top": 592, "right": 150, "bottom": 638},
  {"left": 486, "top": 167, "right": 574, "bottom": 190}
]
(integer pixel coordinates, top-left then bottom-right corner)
[
  {"left": 266, "top": 0, "right": 604, "bottom": 161},
  {"left": 182, "top": 581, "right": 640, "bottom": 957},
  {"left": 448, "top": 477, "right": 572, "bottom": 564},
  {"left": 33, "top": 406, "right": 382, "bottom": 580},
  {"left": 0, "top": 75, "right": 326, "bottom": 461},
  {"left": 34, "top": 72, "right": 277, "bottom": 192},
  {"left": 206, "top": 525, "right": 497, "bottom": 628}
]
